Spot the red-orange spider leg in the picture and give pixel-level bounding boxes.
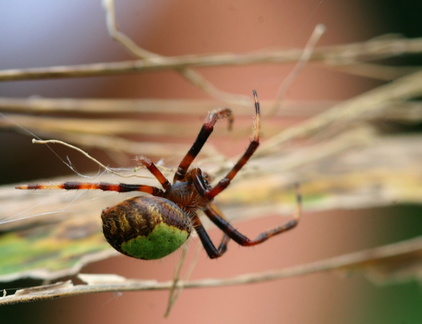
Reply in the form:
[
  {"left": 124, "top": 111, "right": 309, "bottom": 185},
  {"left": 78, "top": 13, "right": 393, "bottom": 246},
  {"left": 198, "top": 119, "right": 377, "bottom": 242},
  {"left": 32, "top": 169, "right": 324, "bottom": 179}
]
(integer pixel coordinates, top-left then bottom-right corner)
[
  {"left": 135, "top": 156, "right": 171, "bottom": 190},
  {"left": 16, "top": 181, "right": 165, "bottom": 196},
  {"left": 190, "top": 210, "right": 230, "bottom": 259},
  {"left": 201, "top": 184, "right": 302, "bottom": 255},
  {"left": 203, "top": 90, "right": 260, "bottom": 200},
  {"left": 173, "top": 108, "right": 233, "bottom": 183},
  {"left": 192, "top": 90, "right": 261, "bottom": 200}
]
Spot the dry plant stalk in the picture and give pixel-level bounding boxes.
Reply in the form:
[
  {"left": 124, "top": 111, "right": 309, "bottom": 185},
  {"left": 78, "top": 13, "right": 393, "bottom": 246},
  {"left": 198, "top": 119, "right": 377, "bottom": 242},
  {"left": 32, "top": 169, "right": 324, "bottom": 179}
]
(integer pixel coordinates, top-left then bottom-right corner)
[{"left": 1, "top": 36, "right": 422, "bottom": 83}]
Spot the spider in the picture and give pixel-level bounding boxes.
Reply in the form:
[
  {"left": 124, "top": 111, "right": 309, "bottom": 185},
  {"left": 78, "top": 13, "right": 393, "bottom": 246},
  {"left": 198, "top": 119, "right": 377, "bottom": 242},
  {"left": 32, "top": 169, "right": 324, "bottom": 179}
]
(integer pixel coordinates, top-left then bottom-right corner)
[{"left": 16, "top": 91, "right": 301, "bottom": 260}]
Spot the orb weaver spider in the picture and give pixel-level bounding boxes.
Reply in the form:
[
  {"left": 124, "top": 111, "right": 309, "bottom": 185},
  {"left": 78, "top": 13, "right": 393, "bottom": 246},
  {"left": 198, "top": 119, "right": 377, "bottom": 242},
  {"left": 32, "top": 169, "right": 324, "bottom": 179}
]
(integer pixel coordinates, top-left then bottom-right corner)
[{"left": 17, "top": 91, "right": 301, "bottom": 260}]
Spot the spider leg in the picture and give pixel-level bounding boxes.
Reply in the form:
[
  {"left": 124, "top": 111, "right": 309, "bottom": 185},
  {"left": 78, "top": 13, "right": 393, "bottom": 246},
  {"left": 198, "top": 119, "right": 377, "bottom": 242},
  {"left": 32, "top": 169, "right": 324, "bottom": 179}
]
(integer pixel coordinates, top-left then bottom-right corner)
[
  {"left": 16, "top": 182, "right": 165, "bottom": 196},
  {"left": 135, "top": 156, "right": 171, "bottom": 190},
  {"left": 190, "top": 212, "right": 229, "bottom": 259},
  {"left": 17, "top": 157, "right": 171, "bottom": 196},
  {"left": 173, "top": 108, "right": 233, "bottom": 183},
  {"left": 207, "top": 202, "right": 231, "bottom": 251},
  {"left": 203, "top": 184, "right": 302, "bottom": 248},
  {"left": 204, "top": 90, "right": 261, "bottom": 200}
]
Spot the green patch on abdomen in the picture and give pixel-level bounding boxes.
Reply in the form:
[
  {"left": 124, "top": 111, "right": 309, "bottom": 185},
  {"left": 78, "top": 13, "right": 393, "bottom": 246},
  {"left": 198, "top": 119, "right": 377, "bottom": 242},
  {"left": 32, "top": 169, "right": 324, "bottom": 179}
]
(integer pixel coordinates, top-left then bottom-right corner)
[{"left": 121, "top": 222, "right": 190, "bottom": 260}]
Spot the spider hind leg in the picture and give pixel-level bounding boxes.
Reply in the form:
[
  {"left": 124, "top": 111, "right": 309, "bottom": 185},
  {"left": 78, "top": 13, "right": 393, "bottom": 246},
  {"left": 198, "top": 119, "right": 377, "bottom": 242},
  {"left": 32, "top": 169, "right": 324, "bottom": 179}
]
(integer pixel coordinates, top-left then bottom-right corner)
[{"left": 197, "top": 185, "right": 301, "bottom": 258}]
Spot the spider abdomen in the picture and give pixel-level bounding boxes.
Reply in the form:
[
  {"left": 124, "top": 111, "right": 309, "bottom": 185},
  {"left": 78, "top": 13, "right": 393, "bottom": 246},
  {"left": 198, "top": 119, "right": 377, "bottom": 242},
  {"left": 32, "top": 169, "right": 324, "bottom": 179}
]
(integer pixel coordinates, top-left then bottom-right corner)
[{"left": 101, "top": 196, "right": 192, "bottom": 260}]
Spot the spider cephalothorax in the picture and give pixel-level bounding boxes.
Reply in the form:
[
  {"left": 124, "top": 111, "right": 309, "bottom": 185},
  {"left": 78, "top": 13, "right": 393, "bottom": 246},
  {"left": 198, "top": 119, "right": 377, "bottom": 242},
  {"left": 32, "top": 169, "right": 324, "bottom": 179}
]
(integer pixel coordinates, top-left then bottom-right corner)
[{"left": 17, "top": 91, "right": 301, "bottom": 260}]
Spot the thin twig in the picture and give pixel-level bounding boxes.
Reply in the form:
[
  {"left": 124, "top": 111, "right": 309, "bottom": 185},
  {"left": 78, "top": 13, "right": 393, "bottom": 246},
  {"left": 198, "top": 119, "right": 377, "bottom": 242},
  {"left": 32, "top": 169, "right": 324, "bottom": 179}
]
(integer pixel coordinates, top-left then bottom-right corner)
[
  {"left": 2, "top": 98, "right": 421, "bottom": 124},
  {"left": 164, "top": 243, "right": 190, "bottom": 317},
  {"left": 0, "top": 97, "right": 331, "bottom": 116},
  {"left": 271, "top": 24, "right": 326, "bottom": 113},
  {"left": 32, "top": 139, "right": 142, "bottom": 179}
]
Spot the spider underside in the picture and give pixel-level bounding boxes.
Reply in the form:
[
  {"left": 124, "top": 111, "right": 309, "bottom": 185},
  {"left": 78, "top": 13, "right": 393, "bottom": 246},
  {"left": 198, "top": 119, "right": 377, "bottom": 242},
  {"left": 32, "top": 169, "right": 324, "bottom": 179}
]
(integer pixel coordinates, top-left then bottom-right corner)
[{"left": 16, "top": 91, "right": 301, "bottom": 260}]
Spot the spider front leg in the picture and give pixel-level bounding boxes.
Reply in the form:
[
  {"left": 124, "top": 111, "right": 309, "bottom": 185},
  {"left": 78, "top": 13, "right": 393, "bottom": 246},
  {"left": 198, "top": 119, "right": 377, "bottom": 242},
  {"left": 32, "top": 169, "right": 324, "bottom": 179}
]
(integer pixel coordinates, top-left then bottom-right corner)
[
  {"left": 173, "top": 108, "right": 233, "bottom": 182},
  {"left": 204, "top": 90, "right": 261, "bottom": 200}
]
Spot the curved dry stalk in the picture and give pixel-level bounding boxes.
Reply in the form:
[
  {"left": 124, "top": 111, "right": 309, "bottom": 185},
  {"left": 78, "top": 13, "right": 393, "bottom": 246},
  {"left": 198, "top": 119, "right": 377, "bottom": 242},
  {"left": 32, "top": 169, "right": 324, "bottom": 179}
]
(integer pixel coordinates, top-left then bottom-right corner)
[
  {"left": 272, "top": 24, "right": 326, "bottom": 113},
  {"left": 102, "top": 0, "right": 250, "bottom": 106}
]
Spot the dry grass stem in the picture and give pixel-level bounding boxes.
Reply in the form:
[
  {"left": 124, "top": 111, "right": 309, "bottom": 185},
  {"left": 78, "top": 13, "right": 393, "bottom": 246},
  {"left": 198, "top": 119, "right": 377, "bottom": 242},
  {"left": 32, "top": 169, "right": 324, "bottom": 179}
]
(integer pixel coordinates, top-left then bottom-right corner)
[
  {"left": 272, "top": 24, "right": 326, "bottom": 113},
  {"left": 0, "top": 36, "right": 421, "bottom": 92}
]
